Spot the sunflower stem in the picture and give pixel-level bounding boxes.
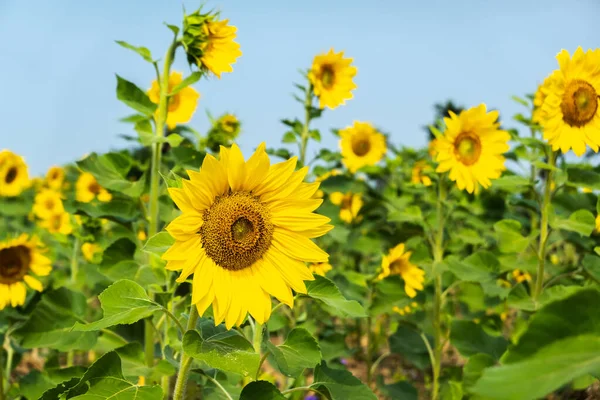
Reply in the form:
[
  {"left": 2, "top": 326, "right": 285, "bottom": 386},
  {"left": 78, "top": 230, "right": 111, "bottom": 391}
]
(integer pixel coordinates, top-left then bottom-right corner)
[
  {"left": 70, "top": 236, "right": 79, "bottom": 284},
  {"left": 298, "top": 83, "right": 314, "bottom": 166},
  {"left": 173, "top": 305, "right": 199, "bottom": 400},
  {"left": 253, "top": 320, "right": 263, "bottom": 355},
  {"left": 0, "top": 358, "right": 4, "bottom": 400}
]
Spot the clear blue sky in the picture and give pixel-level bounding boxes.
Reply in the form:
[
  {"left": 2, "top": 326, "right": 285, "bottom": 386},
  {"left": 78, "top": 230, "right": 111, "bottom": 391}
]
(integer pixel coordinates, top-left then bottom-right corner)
[{"left": 1, "top": 0, "right": 598, "bottom": 175}]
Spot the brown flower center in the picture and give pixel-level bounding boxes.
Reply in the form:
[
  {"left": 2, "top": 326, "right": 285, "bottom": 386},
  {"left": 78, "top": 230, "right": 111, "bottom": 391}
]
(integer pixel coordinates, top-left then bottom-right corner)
[
  {"left": 352, "top": 138, "right": 371, "bottom": 157},
  {"left": 201, "top": 191, "right": 273, "bottom": 271},
  {"left": 88, "top": 181, "right": 101, "bottom": 195},
  {"left": 5, "top": 167, "right": 18, "bottom": 184},
  {"left": 389, "top": 259, "right": 410, "bottom": 275},
  {"left": 454, "top": 132, "right": 482, "bottom": 166},
  {"left": 320, "top": 65, "right": 335, "bottom": 89},
  {"left": 0, "top": 245, "right": 31, "bottom": 285},
  {"left": 561, "top": 79, "right": 598, "bottom": 127}
]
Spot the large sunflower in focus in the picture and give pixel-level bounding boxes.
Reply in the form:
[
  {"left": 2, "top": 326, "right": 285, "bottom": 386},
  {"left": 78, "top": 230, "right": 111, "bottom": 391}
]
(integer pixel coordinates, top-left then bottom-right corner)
[
  {"left": 435, "top": 104, "right": 510, "bottom": 193},
  {"left": 0, "top": 234, "right": 52, "bottom": 310},
  {"left": 339, "top": 121, "right": 386, "bottom": 173},
  {"left": 0, "top": 150, "right": 30, "bottom": 197},
  {"left": 377, "top": 243, "right": 424, "bottom": 298},
  {"left": 541, "top": 47, "right": 600, "bottom": 156},
  {"left": 162, "top": 143, "right": 333, "bottom": 329},
  {"left": 308, "top": 49, "right": 357, "bottom": 110},
  {"left": 148, "top": 71, "right": 200, "bottom": 130}
]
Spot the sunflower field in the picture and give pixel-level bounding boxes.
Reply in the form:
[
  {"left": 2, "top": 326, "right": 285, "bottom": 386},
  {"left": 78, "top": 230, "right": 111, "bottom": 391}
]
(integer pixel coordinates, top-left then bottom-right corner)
[{"left": 2, "top": 5, "right": 600, "bottom": 400}]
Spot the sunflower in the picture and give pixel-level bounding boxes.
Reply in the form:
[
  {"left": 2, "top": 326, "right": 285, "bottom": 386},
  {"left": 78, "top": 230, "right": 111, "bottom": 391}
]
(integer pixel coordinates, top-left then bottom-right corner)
[
  {"left": 45, "top": 166, "right": 65, "bottom": 190},
  {"left": 309, "top": 262, "right": 332, "bottom": 277},
  {"left": 0, "top": 150, "right": 30, "bottom": 197},
  {"left": 39, "top": 212, "right": 73, "bottom": 235},
  {"left": 377, "top": 243, "right": 425, "bottom": 298},
  {"left": 148, "top": 71, "right": 200, "bottom": 130},
  {"left": 76, "top": 172, "right": 112, "bottom": 203},
  {"left": 511, "top": 269, "right": 532, "bottom": 284},
  {"left": 218, "top": 114, "right": 240, "bottom": 136},
  {"left": 435, "top": 104, "right": 510, "bottom": 194},
  {"left": 308, "top": 49, "right": 357, "bottom": 110},
  {"left": 138, "top": 229, "right": 147, "bottom": 241},
  {"left": 33, "top": 189, "right": 64, "bottom": 220},
  {"left": 162, "top": 143, "right": 333, "bottom": 329},
  {"left": 411, "top": 161, "right": 433, "bottom": 186},
  {"left": 81, "top": 242, "right": 101, "bottom": 262},
  {"left": 541, "top": 47, "right": 600, "bottom": 156},
  {"left": 339, "top": 121, "right": 386, "bottom": 173},
  {"left": 0, "top": 234, "right": 52, "bottom": 310},
  {"left": 329, "top": 192, "right": 363, "bottom": 223}
]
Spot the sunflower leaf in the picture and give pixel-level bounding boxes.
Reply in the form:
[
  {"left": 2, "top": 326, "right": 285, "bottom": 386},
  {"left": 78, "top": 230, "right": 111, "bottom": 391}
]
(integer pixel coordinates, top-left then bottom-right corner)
[
  {"left": 310, "top": 361, "right": 378, "bottom": 400},
  {"left": 169, "top": 71, "right": 202, "bottom": 96},
  {"left": 549, "top": 209, "right": 595, "bottom": 237},
  {"left": 266, "top": 328, "right": 322, "bottom": 377},
  {"left": 239, "top": 381, "right": 286, "bottom": 400},
  {"left": 115, "top": 40, "right": 154, "bottom": 63},
  {"left": 143, "top": 232, "right": 175, "bottom": 256},
  {"left": 304, "top": 275, "right": 367, "bottom": 318},
  {"left": 449, "top": 319, "right": 508, "bottom": 360},
  {"left": 76, "top": 152, "right": 145, "bottom": 198},
  {"left": 116, "top": 74, "right": 157, "bottom": 116}
]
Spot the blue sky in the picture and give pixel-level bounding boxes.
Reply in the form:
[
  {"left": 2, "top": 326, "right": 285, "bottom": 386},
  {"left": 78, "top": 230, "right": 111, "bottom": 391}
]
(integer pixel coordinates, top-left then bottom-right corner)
[{"left": 1, "top": 0, "right": 598, "bottom": 175}]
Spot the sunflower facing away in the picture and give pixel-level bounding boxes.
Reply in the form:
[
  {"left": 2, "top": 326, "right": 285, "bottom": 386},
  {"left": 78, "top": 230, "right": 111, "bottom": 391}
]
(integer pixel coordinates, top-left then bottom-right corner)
[
  {"left": 162, "top": 143, "right": 333, "bottom": 329},
  {"left": 76, "top": 172, "right": 112, "bottom": 203},
  {"left": 309, "top": 262, "right": 332, "bottom": 277},
  {"left": 411, "top": 161, "right": 433, "bottom": 186},
  {"left": 45, "top": 166, "right": 65, "bottom": 190},
  {"left": 39, "top": 212, "right": 73, "bottom": 235},
  {"left": 541, "top": 47, "right": 600, "bottom": 156},
  {"left": 377, "top": 243, "right": 425, "bottom": 298},
  {"left": 148, "top": 71, "right": 200, "bottom": 130},
  {"left": 435, "top": 104, "right": 510, "bottom": 193},
  {"left": 308, "top": 49, "right": 357, "bottom": 110},
  {"left": 339, "top": 121, "right": 387, "bottom": 173},
  {"left": 33, "top": 189, "right": 64, "bottom": 220},
  {"left": 0, "top": 150, "right": 30, "bottom": 197},
  {"left": 329, "top": 191, "right": 363, "bottom": 223},
  {"left": 0, "top": 234, "right": 52, "bottom": 310}
]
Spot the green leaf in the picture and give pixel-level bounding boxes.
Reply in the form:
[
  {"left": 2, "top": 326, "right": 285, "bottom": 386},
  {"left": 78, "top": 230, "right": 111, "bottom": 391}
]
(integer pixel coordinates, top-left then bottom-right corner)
[
  {"left": 450, "top": 320, "right": 507, "bottom": 360},
  {"left": 115, "top": 342, "right": 176, "bottom": 380},
  {"left": 549, "top": 209, "right": 595, "bottom": 236},
  {"left": 20, "top": 367, "right": 85, "bottom": 400},
  {"left": 567, "top": 167, "right": 600, "bottom": 190},
  {"left": 13, "top": 288, "right": 97, "bottom": 351},
  {"left": 266, "top": 328, "right": 322, "bottom": 377},
  {"left": 471, "top": 335, "right": 600, "bottom": 400},
  {"left": 310, "top": 361, "right": 377, "bottom": 400},
  {"left": 387, "top": 205, "right": 423, "bottom": 224},
  {"left": 507, "top": 284, "right": 581, "bottom": 312},
  {"left": 491, "top": 175, "right": 531, "bottom": 193},
  {"left": 282, "top": 131, "right": 297, "bottom": 143},
  {"left": 304, "top": 275, "right": 367, "bottom": 317},
  {"left": 376, "top": 376, "right": 418, "bottom": 400},
  {"left": 170, "top": 71, "right": 202, "bottom": 95},
  {"left": 72, "top": 280, "right": 162, "bottom": 331},
  {"left": 582, "top": 254, "right": 600, "bottom": 282},
  {"left": 76, "top": 152, "right": 145, "bottom": 198},
  {"left": 389, "top": 324, "right": 431, "bottom": 369},
  {"left": 446, "top": 252, "right": 500, "bottom": 282},
  {"left": 76, "top": 195, "right": 141, "bottom": 221},
  {"left": 143, "top": 232, "right": 175, "bottom": 256},
  {"left": 239, "top": 381, "right": 286, "bottom": 400},
  {"left": 116, "top": 75, "right": 157, "bottom": 116},
  {"left": 493, "top": 219, "right": 531, "bottom": 253},
  {"left": 440, "top": 381, "right": 463, "bottom": 400},
  {"left": 309, "top": 129, "right": 322, "bottom": 142},
  {"left": 511, "top": 95, "right": 530, "bottom": 107},
  {"left": 165, "top": 23, "right": 180, "bottom": 36},
  {"left": 115, "top": 40, "right": 153, "bottom": 62},
  {"left": 463, "top": 353, "right": 495, "bottom": 391}
]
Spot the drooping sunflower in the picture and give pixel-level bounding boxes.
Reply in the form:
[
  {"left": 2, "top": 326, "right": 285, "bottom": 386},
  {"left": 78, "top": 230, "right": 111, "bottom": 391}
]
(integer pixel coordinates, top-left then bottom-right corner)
[
  {"left": 0, "top": 234, "right": 52, "bottom": 310},
  {"left": 308, "top": 49, "right": 357, "bottom": 110},
  {"left": 148, "top": 71, "right": 200, "bottom": 130},
  {"left": 541, "top": 47, "right": 600, "bottom": 156},
  {"left": 81, "top": 242, "right": 101, "bottom": 262},
  {"left": 339, "top": 121, "right": 386, "bottom": 173},
  {"left": 435, "top": 104, "right": 510, "bottom": 194},
  {"left": 411, "top": 161, "right": 433, "bottom": 186},
  {"left": 377, "top": 243, "right": 425, "bottom": 298},
  {"left": 329, "top": 191, "right": 363, "bottom": 223},
  {"left": 0, "top": 150, "right": 30, "bottom": 197},
  {"left": 39, "top": 212, "right": 73, "bottom": 235},
  {"left": 76, "top": 172, "right": 112, "bottom": 203},
  {"left": 162, "top": 143, "right": 333, "bottom": 329},
  {"left": 33, "top": 189, "right": 64, "bottom": 220},
  {"left": 309, "top": 262, "right": 332, "bottom": 277},
  {"left": 45, "top": 166, "right": 65, "bottom": 190}
]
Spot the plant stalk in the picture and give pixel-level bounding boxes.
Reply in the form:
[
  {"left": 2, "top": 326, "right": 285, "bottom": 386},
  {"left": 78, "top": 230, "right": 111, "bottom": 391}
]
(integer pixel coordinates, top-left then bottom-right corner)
[
  {"left": 298, "top": 84, "right": 313, "bottom": 165},
  {"left": 172, "top": 305, "right": 199, "bottom": 400},
  {"left": 70, "top": 236, "right": 79, "bottom": 284}
]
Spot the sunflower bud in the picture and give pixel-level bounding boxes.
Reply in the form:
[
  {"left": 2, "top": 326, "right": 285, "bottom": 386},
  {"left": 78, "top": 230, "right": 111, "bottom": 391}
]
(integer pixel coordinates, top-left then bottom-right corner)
[{"left": 205, "top": 113, "right": 241, "bottom": 152}]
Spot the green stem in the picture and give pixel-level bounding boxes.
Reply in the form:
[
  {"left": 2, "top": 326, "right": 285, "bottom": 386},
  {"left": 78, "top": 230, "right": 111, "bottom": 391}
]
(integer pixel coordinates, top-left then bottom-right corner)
[
  {"left": 0, "top": 355, "right": 4, "bottom": 400},
  {"left": 298, "top": 84, "right": 313, "bottom": 166},
  {"left": 161, "top": 307, "right": 185, "bottom": 334},
  {"left": 66, "top": 351, "right": 74, "bottom": 368},
  {"left": 369, "top": 351, "right": 391, "bottom": 379},
  {"left": 202, "top": 372, "right": 233, "bottom": 400},
  {"left": 255, "top": 351, "right": 270, "bottom": 381},
  {"left": 533, "top": 151, "right": 556, "bottom": 302},
  {"left": 253, "top": 320, "right": 264, "bottom": 355},
  {"left": 70, "top": 236, "right": 80, "bottom": 284},
  {"left": 172, "top": 306, "right": 199, "bottom": 400},
  {"left": 282, "top": 386, "right": 327, "bottom": 397}
]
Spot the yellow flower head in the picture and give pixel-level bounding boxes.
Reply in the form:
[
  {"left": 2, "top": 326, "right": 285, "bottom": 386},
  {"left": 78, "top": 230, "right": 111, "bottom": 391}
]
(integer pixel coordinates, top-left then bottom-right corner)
[
  {"left": 0, "top": 150, "right": 30, "bottom": 197},
  {"left": 377, "top": 243, "right": 425, "bottom": 298},
  {"left": 339, "top": 121, "right": 386, "bottom": 173},
  {"left": 218, "top": 114, "right": 241, "bottom": 136},
  {"left": 33, "top": 189, "right": 64, "bottom": 220},
  {"left": 541, "top": 47, "right": 600, "bottom": 156},
  {"left": 39, "top": 212, "right": 73, "bottom": 235},
  {"left": 137, "top": 230, "right": 147, "bottom": 241},
  {"left": 309, "top": 262, "right": 332, "bottom": 277},
  {"left": 45, "top": 166, "right": 65, "bottom": 190},
  {"left": 148, "top": 71, "right": 200, "bottom": 130},
  {"left": 550, "top": 254, "right": 560, "bottom": 265},
  {"left": 162, "top": 143, "right": 333, "bottom": 329},
  {"left": 435, "top": 104, "right": 510, "bottom": 193},
  {"left": 0, "top": 234, "right": 52, "bottom": 310},
  {"left": 76, "top": 172, "right": 112, "bottom": 203},
  {"left": 81, "top": 242, "right": 101, "bottom": 262},
  {"left": 532, "top": 75, "right": 553, "bottom": 125},
  {"left": 308, "top": 48, "right": 357, "bottom": 110},
  {"left": 511, "top": 269, "right": 532, "bottom": 284},
  {"left": 595, "top": 215, "right": 600, "bottom": 234},
  {"left": 411, "top": 161, "right": 433, "bottom": 186},
  {"left": 329, "top": 192, "right": 363, "bottom": 223}
]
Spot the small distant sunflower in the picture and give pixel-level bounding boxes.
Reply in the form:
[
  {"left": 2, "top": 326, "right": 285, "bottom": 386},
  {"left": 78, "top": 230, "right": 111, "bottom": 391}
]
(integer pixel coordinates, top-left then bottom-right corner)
[
  {"left": 511, "top": 269, "right": 532, "bottom": 284},
  {"left": 411, "top": 161, "right": 433, "bottom": 186},
  {"left": 339, "top": 121, "right": 386, "bottom": 173},
  {"left": 541, "top": 47, "right": 600, "bottom": 156},
  {"left": 81, "top": 242, "right": 101, "bottom": 262},
  {"left": 329, "top": 192, "right": 363, "bottom": 223},
  {"left": 308, "top": 49, "right": 357, "bottom": 110},
  {"left": 0, "top": 150, "right": 30, "bottom": 197},
  {"left": 76, "top": 173, "right": 112, "bottom": 203},
  {"left": 45, "top": 166, "right": 65, "bottom": 190},
  {"left": 39, "top": 212, "right": 73, "bottom": 235},
  {"left": 532, "top": 75, "right": 552, "bottom": 125},
  {"left": 162, "top": 143, "right": 333, "bottom": 329},
  {"left": 137, "top": 230, "right": 147, "bottom": 241},
  {"left": 392, "top": 303, "right": 418, "bottom": 316},
  {"left": 33, "top": 189, "right": 64, "bottom": 220},
  {"left": 218, "top": 114, "right": 240, "bottom": 136},
  {"left": 309, "top": 262, "right": 332, "bottom": 277},
  {"left": 148, "top": 71, "right": 200, "bottom": 130},
  {"left": 377, "top": 243, "right": 425, "bottom": 298},
  {"left": 435, "top": 104, "right": 510, "bottom": 193},
  {"left": 0, "top": 234, "right": 52, "bottom": 310}
]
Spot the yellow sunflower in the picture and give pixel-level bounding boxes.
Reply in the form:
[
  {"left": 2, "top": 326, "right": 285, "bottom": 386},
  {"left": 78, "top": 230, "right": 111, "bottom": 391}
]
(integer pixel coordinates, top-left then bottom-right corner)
[
  {"left": 339, "top": 121, "right": 387, "bottom": 173},
  {"left": 45, "top": 166, "right": 65, "bottom": 190},
  {"left": 162, "top": 143, "right": 333, "bottom": 329},
  {"left": 76, "top": 172, "right": 112, "bottom": 203},
  {"left": 0, "top": 234, "right": 52, "bottom": 310},
  {"left": 308, "top": 48, "right": 357, "bottom": 110},
  {"left": 137, "top": 230, "right": 147, "bottom": 241},
  {"left": 218, "top": 114, "right": 240, "bottom": 136},
  {"left": 39, "top": 212, "right": 73, "bottom": 235},
  {"left": 435, "top": 104, "right": 510, "bottom": 194},
  {"left": 0, "top": 150, "right": 30, "bottom": 197},
  {"left": 411, "top": 161, "right": 433, "bottom": 186},
  {"left": 541, "top": 47, "right": 600, "bottom": 156},
  {"left": 33, "top": 189, "right": 64, "bottom": 220},
  {"left": 81, "top": 242, "right": 101, "bottom": 262},
  {"left": 511, "top": 269, "right": 532, "bottom": 284},
  {"left": 148, "top": 71, "right": 200, "bottom": 130},
  {"left": 377, "top": 243, "right": 425, "bottom": 298},
  {"left": 329, "top": 192, "right": 363, "bottom": 223},
  {"left": 309, "top": 262, "right": 332, "bottom": 277}
]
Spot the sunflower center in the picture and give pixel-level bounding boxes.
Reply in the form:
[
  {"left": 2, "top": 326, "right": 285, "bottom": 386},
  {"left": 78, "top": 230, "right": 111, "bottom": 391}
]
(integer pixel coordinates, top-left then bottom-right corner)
[
  {"left": 561, "top": 79, "right": 598, "bottom": 127},
  {"left": 5, "top": 167, "right": 18, "bottom": 184},
  {"left": 320, "top": 65, "right": 335, "bottom": 89},
  {"left": 0, "top": 245, "right": 31, "bottom": 285},
  {"left": 454, "top": 132, "right": 482, "bottom": 166},
  {"left": 389, "top": 259, "right": 409, "bottom": 275},
  {"left": 352, "top": 138, "right": 371, "bottom": 157},
  {"left": 341, "top": 195, "right": 352, "bottom": 210},
  {"left": 51, "top": 214, "right": 62, "bottom": 230},
  {"left": 201, "top": 191, "right": 273, "bottom": 271},
  {"left": 88, "top": 181, "right": 101, "bottom": 195},
  {"left": 45, "top": 198, "right": 55, "bottom": 210}
]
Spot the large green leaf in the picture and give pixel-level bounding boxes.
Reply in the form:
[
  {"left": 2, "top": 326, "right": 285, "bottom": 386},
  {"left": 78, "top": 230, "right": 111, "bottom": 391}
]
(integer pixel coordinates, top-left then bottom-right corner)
[
  {"left": 582, "top": 254, "right": 600, "bottom": 282},
  {"left": 567, "top": 167, "right": 600, "bottom": 190},
  {"left": 304, "top": 275, "right": 367, "bottom": 318},
  {"left": 76, "top": 195, "right": 141, "bottom": 221},
  {"left": 506, "top": 283, "right": 581, "bottom": 311},
  {"left": 266, "top": 328, "right": 322, "bottom": 377},
  {"left": 376, "top": 376, "right": 418, "bottom": 400},
  {"left": 115, "top": 342, "right": 176, "bottom": 380},
  {"left": 462, "top": 353, "right": 495, "bottom": 392},
  {"left": 446, "top": 252, "right": 500, "bottom": 282},
  {"left": 116, "top": 74, "right": 157, "bottom": 116},
  {"left": 549, "top": 209, "right": 595, "bottom": 237},
  {"left": 310, "top": 361, "right": 377, "bottom": 400},
  {"left": 19, "top": 367, "right": 85, "bottom": 400},
  {"left": 450, "top": 320, "right": 507, "bottom": 360},
  {"left": 493, "top": 220, "right": 532, "bottom": 253},
  {"left": 77, "top": 152, "right": 145, "bottom": 198},
  {"left": 239, "top": 381, "right": 286, "bottom": 400},
  {"left": 491, "top": 175, "right": 531, "bottom": 193},
  {"left": 72, "top": 280, "right": 162, "bottom": 331},
  {"left": 388, "top": 324, "right": 431, "bottom": 369},
  {"left": 143, "top": 231, "right": 175, "bottom": 257}
]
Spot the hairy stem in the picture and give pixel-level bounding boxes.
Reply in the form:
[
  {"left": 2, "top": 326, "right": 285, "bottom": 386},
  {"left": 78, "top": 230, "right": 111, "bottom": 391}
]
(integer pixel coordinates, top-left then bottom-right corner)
[{"left": 172, "top": 306, "right": 199, "bottom": 400}]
